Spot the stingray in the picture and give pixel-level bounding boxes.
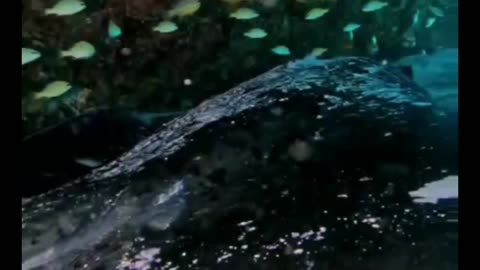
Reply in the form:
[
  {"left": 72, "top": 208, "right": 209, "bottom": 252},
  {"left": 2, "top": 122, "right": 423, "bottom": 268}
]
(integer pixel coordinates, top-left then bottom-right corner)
[{"left": 22, "top": 57, "right": 457, "bottom": 270}]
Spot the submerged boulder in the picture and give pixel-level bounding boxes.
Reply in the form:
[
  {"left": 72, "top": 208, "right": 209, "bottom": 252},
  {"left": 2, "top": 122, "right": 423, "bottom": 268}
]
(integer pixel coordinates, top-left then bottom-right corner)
[{"left": 22, "top": 57, "right": 455, "bottom": 270}]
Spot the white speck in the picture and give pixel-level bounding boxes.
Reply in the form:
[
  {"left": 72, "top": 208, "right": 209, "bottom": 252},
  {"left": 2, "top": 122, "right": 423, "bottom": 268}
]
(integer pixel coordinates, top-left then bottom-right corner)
[
  {"left": 301, "top": 230, "right": 314, "bottom": 239},
  {"left": 246, "top": 226, "right": 256, "bottom": 232},
  {"left": 323, "top": 210, "right": 328, "bottom": 214},
  {"left": 371, "top": 223, "right": 380, "bottom": 229},
  {"left": 359, "top": 176, "right": 372, "bottom": 182},
  {"left": 265, "top": 244, "right": 279, "bottom": 250},
  {"left": 184, "top": 78, "right": 192, "bottom": 86},
  {"left": 181, "top": 252, "right": 186, "bottom": 257},
  {"left": 217, "top": 252, "right": 232, "bottom": 263},
  {"left": 281, "top": 190, "right": 289, "bottom": 197},
  {"left": 337, "top": 193, "right": 348, "bottom": 198},
  {"left": 291, "top": 232, "right": 300, "bottom": 238},
  {"left": 362, "top": 217, "right": 378, "bottom": 224},
  {"left": 254, "top": 254, "right": 261, "bottom": 259},
  {"left": 319, "top": 226, "right": 327, "bottom": 233},
  {"left": 192, "top": 259, "right": 198, "bottom": 264},
  {"left": 238, "top": 220, "right": 253, "bottom": 227},
  {"left": 314, "top": 232, "right": 325, "bottom": 241},
  {"left": 381, "top": 59, "right": 388, "bottom": 65},
  {"left": 293, "top": 248, "right": 304, "bottom": 255},
  {"left": 384, "top": 132, "right": 392, "bottom": 137},
  {"left": 313, "top": 132, "right": 324, "bottom": 141},
  {"left": 241, "top": 245, "right": 248, "bottom": 250},
  {"left": 441, "top": 169, "right": 448, "bottom": 173},
  {"left": 316, "top": 114, "right": 324, "bottom": 119}
]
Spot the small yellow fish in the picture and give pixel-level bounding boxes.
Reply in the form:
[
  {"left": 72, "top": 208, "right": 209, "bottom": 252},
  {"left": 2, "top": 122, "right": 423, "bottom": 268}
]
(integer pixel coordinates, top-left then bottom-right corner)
[
  {"left": 343, "top": 23, "right": 361, "bottom": 40},
  {"left": 61, "top": 41, "right": 95, "bottom": 60},
  {"left": 362, "top": 1, "right": 388, "bottom": 12},
  {"left": 230, "top": 8, "right": 259, "bottom": 20},
  {"left": 167, "top": 0, "right": 201, "bottom": 18},
  {"left": 45, "top": 0, "right": 86, "bottom": 16},
  {"left": 244, "top": 28, "right": 268, "bottom": 39},
  {"left": 305, "top": 8, "right": 329, "bottom": 20},
  {"left": 429, "top": 6, "right": 445, "bottom": 17},
  {"left": 413, "top": 9, "right": 420, "bottom": 25},
  {"left": 369, "top": 36, "right": 379, "bottom": 55},
  {"left": 34, "top": 81, "right": 72, "bottom": 99},
  {"left": 309, "top": 47, "right": 328, "bottom": 57},
  {"left": 108, "top": 20, "right": 122, "bottom": 38},
  {"left": 153, "top": 21, "right": 179, "bottom": 33},
  {"left": 344, "top": 23, "right": 361, "bottom": 32},
  {"left": 22, "top": 48, "right": 41, "bottom": 66},
  {"left": 425, "top": 17, "right": 436, "bottom": 28},
  {"left": 271, "top": 45, "right": 290, "bottom": 56}
]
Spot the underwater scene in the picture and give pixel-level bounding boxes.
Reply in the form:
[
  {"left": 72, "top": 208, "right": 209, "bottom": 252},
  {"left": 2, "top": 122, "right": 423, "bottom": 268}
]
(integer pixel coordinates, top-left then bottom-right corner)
[{"left": 22, "top": 0, "right": 458, "bottom": 269}]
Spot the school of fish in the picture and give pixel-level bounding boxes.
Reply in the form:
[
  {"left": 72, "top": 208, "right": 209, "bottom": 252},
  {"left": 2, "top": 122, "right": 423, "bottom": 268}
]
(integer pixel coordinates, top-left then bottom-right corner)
[{"left": 23, "top": 0, "right": 446, "bottom": 99}]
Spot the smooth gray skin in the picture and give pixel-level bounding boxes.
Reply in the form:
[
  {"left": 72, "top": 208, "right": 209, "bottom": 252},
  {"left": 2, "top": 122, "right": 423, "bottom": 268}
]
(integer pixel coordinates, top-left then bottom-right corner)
[{"left": 394, "top": 48, "right": 458, "bottom": 113}]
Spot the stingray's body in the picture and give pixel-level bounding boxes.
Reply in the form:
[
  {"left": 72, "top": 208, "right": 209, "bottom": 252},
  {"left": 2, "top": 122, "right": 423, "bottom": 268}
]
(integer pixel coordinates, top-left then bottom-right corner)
[{"left": 22, "top": 57, "right": 455, "bottom": 270}]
